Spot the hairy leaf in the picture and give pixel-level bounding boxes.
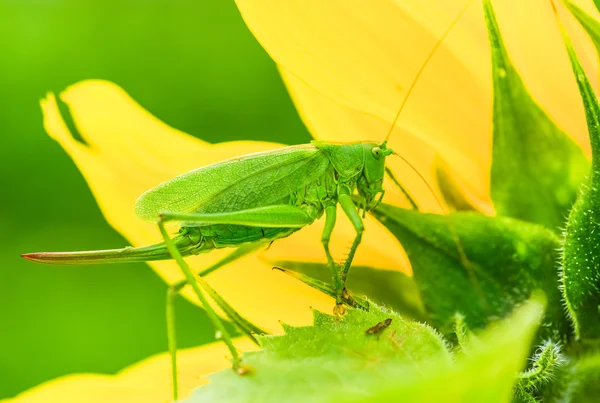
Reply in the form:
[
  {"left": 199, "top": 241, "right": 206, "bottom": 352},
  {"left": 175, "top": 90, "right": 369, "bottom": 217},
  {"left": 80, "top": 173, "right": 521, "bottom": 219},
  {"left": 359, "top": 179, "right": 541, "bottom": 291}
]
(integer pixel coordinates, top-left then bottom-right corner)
[
  {"left": 483, "top": 0, "right": 588, "bottom": 232},
  {"left": 185, "top": 303, "right": 448, "bottom": 403},
  {"left": 557, "top": 10, "right": 600, "bottom": 342},
  {"left": 184, "top": 297, "right": 544, "bottom": 403},
  {"left": 366, "top": 296, "right": 545, "bottom": 403}
]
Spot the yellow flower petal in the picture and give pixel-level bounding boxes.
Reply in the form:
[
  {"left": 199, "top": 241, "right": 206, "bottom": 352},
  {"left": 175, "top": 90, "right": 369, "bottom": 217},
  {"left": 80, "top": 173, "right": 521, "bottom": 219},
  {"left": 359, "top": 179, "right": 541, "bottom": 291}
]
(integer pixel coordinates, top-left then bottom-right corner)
[
  {"left": 41, "top": 80, "right": 331, "bottom": 332},
  {"left": 0, "top": 339, "right": 257, "bottom": 403},
  {"left": 235, "top": 0, "right": 596, "bottom": 203}
]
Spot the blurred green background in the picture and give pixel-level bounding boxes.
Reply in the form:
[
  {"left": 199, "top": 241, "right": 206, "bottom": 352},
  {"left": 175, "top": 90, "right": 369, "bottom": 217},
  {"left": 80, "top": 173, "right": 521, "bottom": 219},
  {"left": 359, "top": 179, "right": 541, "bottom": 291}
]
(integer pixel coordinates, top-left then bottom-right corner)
[{"left": 0, "top": 0, "right": 309, "bottom": 398}]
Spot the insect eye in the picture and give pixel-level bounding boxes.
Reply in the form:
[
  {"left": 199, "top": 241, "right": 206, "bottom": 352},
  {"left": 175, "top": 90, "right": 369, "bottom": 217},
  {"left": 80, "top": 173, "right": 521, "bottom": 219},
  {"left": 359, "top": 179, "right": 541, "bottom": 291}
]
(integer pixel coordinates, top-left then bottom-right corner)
[{"left": 371, "top": 147, "right": 382, "bottom": 159}]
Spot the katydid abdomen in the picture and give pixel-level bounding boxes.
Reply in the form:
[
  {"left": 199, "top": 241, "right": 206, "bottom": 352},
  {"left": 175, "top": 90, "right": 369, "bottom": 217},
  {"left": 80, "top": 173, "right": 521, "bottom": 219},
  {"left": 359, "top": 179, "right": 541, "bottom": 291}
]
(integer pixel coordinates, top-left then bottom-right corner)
[{"left": 21, "top": 224, "right": 299, "bottom": 265}]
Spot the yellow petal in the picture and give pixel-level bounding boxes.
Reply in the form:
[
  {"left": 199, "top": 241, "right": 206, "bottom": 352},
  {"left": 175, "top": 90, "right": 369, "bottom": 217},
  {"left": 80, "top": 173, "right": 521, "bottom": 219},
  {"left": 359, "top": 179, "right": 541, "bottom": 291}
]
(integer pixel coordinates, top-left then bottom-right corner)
[
  {"left": 235, "top": 0, "right": 596, "bottom": 203},
  {"left": 41, "top": 80, "right": 331, "bottom": 332},
  {"left": 0, "top": 338, "right": 257, "bottom": 403}
]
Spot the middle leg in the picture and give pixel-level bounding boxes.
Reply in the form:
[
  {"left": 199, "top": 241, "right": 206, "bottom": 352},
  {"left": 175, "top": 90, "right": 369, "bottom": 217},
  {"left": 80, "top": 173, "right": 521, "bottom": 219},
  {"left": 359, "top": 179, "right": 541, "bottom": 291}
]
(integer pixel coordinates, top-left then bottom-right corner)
[{"left": 320, "top": 203, "right": 344, "bottom": 313}]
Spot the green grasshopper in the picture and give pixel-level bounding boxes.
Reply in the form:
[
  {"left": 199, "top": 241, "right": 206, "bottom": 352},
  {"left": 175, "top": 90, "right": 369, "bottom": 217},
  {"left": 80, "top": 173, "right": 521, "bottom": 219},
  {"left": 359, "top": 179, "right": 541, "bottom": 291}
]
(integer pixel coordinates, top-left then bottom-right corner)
[
  {"left": 22, "top": 3, "right": 469, "bottom": 399},
  {"left": 24, "top": 140, "right": 394, "bottom": 345}
]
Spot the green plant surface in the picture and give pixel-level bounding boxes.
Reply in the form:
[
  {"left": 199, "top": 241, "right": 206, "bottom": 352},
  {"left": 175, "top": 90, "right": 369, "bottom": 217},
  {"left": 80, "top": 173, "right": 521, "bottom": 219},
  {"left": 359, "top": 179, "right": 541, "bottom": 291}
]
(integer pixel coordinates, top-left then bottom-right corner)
[
  {"left": 371, "top": 206, "right": 569, "bottom": 344},
  {"left": 558, "top": 4, "right": 600, "bottom": 343},
  {"left": 185, "top": 297, "right": 544, "bottom": 403}
]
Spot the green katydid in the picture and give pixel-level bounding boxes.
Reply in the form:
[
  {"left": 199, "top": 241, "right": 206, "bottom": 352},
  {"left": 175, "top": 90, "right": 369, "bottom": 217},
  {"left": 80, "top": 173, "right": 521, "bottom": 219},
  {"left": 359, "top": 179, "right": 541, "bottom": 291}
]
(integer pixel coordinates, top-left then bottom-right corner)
[{"left": 22, "top": 2, "right": 471, "bottom": 400}]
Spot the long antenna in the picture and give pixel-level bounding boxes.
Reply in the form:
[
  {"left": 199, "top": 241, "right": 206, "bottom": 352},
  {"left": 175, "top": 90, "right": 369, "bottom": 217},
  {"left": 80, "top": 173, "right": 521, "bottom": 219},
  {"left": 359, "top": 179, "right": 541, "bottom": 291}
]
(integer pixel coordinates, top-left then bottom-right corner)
[
  {"left": 384, "top": 0, "right": 473, "bottom": 142},
  {"left": 393, "top": 151, "right": 447, "bottom": 212},
  {"left": 381, "top": 0, "right": 485, "bottom": 313}
]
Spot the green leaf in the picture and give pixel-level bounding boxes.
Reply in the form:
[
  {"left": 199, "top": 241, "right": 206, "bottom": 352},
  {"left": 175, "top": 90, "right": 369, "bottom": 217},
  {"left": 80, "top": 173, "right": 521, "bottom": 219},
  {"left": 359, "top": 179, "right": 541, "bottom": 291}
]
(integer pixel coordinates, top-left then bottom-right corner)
[
  {"left": 256, "top": 305, "right": 449, "bottom": 362},
  {"left": 567, "top": 1, "right": 600, "bottom": 51},
  {"left": 184, "top": 297, "right": 545, "bottom": 403},
  {"left": 365, "top": 296, "right": 545, "bottom": 403},
  {"left": 185, "top": 303, "right": 449, "bottom": 403},
  {"left": 556, "top": 9, "right": 600, "bottom": 342},
  {"left": 483, "top": 0, "right": 588, "bottom": 231},
  {"left": 370, "top": 204, "right": 569, "bottom": 343}
]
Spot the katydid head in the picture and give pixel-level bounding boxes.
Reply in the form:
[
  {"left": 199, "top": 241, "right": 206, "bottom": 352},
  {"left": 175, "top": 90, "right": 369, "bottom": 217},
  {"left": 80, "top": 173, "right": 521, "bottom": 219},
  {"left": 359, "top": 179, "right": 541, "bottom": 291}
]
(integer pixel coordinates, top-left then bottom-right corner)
[
  {"left": 363, "top": 140, "right": 394, "bottom": 182},
  {"left": 357, "top": 141, "right": 394, "bottom": 213}
]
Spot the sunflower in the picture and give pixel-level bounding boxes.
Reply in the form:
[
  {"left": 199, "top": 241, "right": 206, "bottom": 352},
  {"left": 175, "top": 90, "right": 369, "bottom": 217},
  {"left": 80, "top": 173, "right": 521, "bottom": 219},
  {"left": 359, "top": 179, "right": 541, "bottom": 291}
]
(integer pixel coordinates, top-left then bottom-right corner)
[{"left": 4, "top": 0, "right": 598, "bottom": 402}]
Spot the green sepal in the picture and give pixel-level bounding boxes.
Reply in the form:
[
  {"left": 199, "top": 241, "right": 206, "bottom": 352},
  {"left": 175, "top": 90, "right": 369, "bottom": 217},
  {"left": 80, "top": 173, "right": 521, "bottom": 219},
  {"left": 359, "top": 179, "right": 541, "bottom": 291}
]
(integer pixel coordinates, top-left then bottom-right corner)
[
  {"left": 483, "top": 0, "right": 588, "bottom": 231},
  {"left": 556, "top": 11, "right": 600, "bottom": 342},
  {"left": 183, "top": 297, "right": 545, "bottom": 403},
  {"left": 371, "top": 203, "right": 569, "bottom": 343}
]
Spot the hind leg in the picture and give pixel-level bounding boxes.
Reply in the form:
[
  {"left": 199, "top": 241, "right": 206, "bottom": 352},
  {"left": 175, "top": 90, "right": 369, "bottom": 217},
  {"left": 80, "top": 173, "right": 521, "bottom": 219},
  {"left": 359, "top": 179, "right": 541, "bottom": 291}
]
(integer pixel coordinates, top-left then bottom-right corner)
[{"left": 158, "top": 217, "right": 242, "bottom": 400}]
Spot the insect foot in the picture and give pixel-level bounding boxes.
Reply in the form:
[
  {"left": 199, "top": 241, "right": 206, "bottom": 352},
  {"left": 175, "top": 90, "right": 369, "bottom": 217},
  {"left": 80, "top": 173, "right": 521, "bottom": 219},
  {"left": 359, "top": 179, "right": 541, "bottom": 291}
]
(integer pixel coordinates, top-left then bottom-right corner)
[
  {"left": 333, "top": 303, "right": 347, "bottom": 317},
  {"left": 236, "top": 364, "right": 255, "bottom": 376},
  {"left": 342, "top": 287, "right": 352, "bottom": 301}
]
